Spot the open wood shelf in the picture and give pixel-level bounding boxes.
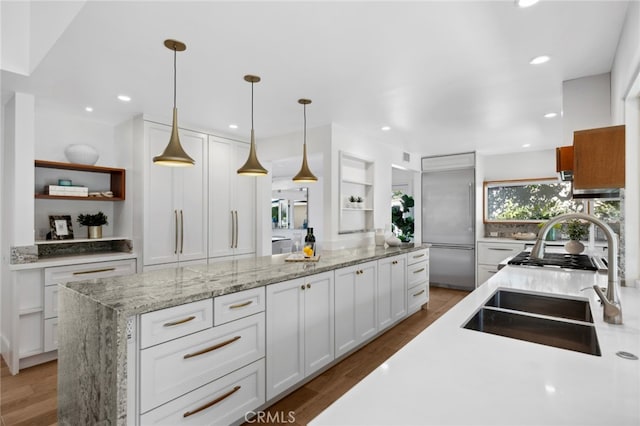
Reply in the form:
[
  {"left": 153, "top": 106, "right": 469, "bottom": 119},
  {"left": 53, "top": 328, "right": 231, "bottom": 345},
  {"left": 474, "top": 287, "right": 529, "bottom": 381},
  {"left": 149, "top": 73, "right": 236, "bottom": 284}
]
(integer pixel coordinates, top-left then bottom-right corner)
[{"left": 34, "top": 160, "right": 126, "bottom": 200}]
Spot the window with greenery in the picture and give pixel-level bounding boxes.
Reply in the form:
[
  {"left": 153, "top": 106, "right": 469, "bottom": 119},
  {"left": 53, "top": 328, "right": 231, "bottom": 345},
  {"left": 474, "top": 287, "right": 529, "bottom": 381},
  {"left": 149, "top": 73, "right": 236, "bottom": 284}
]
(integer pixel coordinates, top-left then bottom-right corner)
[{"left": 484, "top": 179, "right": 584, "bottom": 223}]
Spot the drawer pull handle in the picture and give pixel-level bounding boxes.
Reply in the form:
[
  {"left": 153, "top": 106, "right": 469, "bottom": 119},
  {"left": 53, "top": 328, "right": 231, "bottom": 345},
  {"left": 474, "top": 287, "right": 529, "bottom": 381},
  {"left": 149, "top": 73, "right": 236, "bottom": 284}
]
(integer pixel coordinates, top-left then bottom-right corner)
[
  {"left": 413, "top": 289, "right": 426, "bottom": 297},
  {"left": 413, "top": 253, "right": 425, "bottom": 258},
  {"left": 183, "top": 385, "right": 241, "bottom": 418},
  {"left": 229, "top": 300, "right": 252, "bottom": 309},
  {"left": 163, "top": 315, "right": 196, "bottom": 327},
  {"left": 72, "top": 267, "right": 116, "bottom": 275},
  {"left": 183, "top": 335, "right": 241, "bottom": 359},
  {"left": 488, "top": 248, "right": 513, "bottom": 251},
  {"left": 413, "top": 268, "right": 425, "bottom": 274}
]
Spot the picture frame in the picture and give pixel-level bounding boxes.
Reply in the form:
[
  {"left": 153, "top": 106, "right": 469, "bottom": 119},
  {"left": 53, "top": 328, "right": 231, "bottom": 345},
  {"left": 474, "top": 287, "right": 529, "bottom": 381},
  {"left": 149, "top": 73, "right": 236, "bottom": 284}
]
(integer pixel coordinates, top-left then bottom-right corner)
[{"left": 49, "top": 215, "right": 74, "bottom": 240}]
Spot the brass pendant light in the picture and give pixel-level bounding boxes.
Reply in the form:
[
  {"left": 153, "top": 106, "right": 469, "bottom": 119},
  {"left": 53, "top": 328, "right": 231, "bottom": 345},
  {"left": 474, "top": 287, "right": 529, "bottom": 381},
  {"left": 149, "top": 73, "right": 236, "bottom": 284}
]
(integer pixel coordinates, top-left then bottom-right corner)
[
  {"left": 153, "top": 39, "right": 195, "bottom": 167},
  {"left": 292, "top": 99, "right": 317, "bottom": 183},
  {"left": 237, "top": 75, "right": 268, "bottom": 176}
]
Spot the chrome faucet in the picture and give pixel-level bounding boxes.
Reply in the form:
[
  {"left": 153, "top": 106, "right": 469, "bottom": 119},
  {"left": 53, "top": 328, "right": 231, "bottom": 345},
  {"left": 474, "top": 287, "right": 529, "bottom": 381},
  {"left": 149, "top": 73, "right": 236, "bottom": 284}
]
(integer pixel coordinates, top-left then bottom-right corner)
[{"left": 531, "top": 212, "right": 622, "bottom": 324}]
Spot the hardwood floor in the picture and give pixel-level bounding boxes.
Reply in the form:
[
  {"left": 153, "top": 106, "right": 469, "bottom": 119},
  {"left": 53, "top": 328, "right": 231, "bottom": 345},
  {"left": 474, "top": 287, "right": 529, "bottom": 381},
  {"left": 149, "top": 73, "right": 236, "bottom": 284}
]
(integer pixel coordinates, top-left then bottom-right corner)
[{"left": 0, "top": 287, "right": 468, "bottom": 426}]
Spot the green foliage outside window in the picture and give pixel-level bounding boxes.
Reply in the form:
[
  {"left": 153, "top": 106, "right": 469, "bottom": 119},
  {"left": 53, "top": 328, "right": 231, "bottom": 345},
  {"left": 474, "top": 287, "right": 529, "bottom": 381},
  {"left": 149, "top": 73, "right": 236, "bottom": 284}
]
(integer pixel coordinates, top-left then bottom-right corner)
[{"left": 391, "top": 191, "right": 415, "bottom": 242}]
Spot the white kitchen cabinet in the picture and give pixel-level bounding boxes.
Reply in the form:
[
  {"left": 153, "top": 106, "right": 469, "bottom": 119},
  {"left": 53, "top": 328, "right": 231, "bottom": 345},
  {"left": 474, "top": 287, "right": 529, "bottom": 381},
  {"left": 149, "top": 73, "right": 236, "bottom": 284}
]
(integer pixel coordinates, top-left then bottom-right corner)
[
  {"left": 144, "top": 122, "right": 208, "bottom": 267},
  {"left": 377, "top": 254, "right": 407, "bottom": 331},
  {"left": 476, "top": 241, "right": 525, "bottom": 286},
  {"left": 334, "top": 261, "right": 378, "bottom": 358},
  {"left": 406, "top": 248, "right": 429, "bottom": 314},
  {"left": 266, "top": 271, "right": 334, "bottom": 400},
  {"left": 208, "top": 135, "right": 256, "bottom": 260}
]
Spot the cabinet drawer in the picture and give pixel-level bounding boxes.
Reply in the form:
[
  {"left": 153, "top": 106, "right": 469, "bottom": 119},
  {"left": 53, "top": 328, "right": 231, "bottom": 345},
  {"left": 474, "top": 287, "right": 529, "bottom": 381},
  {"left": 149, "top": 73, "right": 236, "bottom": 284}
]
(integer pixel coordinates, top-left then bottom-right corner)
[
  {"left": 140, "top": 359, "right": 265, "bottom": 426},
  {"left": 407, "top": 261, "right": 428, "bottom": 288},
  {"left": 44, "top": 259, "right": 136, "bottom": 285},
  {"left": 140, "top": 312, "right": 265, "bottom": 413},
  {"left": 44, "top": 285, "right": 58, "bottom": 319},
  {"left": 477, "top": 264, "right": 499, "bottom": 286},
  {"left": 44, "top": 318, "right": 58, "bottom": 352},
  {"left": 477, "top": 243, "right": 523, "bottom": 265},
  {"left": 407, "top": 249, "right": 429, "bottom": 265},
  {"left": 214, "top": 287, "right": 265, "bottom": 326},
  {"left": 140, "top": 299, "right": 213, "bottom": 349},
  {"left": 408, "top": 283, "right": 429, "bottom": 313}
]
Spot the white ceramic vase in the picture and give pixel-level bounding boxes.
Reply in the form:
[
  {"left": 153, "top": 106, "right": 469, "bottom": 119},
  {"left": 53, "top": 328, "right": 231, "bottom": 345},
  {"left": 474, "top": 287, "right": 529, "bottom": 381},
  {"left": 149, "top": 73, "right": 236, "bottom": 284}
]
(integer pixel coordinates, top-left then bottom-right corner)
[
  {"left": 65, "top": 144, "right": 99, "bottom": 165},
  {"left": 565, "top": 240, "right": 585, "bottom": 255}
]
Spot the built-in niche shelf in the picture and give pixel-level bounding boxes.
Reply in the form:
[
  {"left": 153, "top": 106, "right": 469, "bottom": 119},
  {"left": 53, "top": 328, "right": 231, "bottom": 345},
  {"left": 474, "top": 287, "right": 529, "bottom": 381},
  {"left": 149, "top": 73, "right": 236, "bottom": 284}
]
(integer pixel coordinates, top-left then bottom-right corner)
[
  {"left": 34, "top": 160, "right": 126, "bottom": 201},
  {"left": 339, "top": 151, "right": 374, "bottom": 234}
]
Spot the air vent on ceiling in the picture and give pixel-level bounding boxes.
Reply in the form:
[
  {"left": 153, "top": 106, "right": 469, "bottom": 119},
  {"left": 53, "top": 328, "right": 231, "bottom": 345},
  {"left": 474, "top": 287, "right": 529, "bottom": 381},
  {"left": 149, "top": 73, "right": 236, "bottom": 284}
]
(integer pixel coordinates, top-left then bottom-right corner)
[{"left": 403, "top": 152, "right": 410, "bottom": 162}]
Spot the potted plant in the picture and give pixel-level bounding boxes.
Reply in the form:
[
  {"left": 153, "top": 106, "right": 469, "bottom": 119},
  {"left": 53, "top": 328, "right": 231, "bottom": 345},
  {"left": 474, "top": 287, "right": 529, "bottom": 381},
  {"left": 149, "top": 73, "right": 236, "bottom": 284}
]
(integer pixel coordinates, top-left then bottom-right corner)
[
  {"left": 564, "top": 219, "right": 588, "bottom": 254},
  {"left": 356, "top": 196, "right": 364, "bottom": 208},
  {"left": 348, "top": 195, "right": 357, "bottom": 208},
  {"left": 77, "top": 211, "right": 108, "bottom": 239},
  {"left": 391, "top": 193, "right": 415, "bottom": 242}
]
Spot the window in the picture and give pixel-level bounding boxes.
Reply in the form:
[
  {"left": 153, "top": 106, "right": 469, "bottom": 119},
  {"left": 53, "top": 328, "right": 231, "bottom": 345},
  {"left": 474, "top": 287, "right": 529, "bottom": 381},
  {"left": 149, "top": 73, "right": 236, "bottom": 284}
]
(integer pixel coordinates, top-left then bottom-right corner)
[{"left": 484, "top": 178, "right": 584, "bottom": 223}]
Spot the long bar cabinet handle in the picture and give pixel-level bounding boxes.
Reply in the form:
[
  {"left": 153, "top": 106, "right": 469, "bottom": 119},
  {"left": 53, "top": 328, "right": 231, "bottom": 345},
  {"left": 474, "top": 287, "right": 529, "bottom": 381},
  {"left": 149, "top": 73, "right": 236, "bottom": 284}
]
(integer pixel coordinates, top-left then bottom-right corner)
[
  {"left": 180, "top": 210, "right": 184, "bottom": 254},
  {"left": 183, "top": 335, "right": 241, "bottom": 359},
  {"left": 163, "top": 315, "right": 196, "bottom": 327},
  {"left": 413, "top": 253, "right": 425, "bottom": 258},
  {"left": 174, "top": 210, "right": 178, "bottom": 254},
  {"left": 413, "top": 268, "right": 426, "bottom": 274},
  {"left": 183, "top": 385, "right": 241, "bottom": 418},
  {"left": 229, "top": 300, "right": 252, "bottom": 309},
  {"left": 230, "top": 211, "right": 235, "bottom": 249},
  {"left": 234, "top": 210, "right": 239, "bottom": 248},
  {"left": 413, "top": 289, "right": 426, "bottom": 297},
  {"left": 72, "top": 267, "right": 116, "bottom": 276}
]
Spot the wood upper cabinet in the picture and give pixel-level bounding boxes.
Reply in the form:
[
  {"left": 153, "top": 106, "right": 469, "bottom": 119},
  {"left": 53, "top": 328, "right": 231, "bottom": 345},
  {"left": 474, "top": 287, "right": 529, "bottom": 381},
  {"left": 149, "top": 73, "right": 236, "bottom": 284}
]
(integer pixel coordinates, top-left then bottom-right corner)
[
  {"left": 573, "top": 125, "right": 625, "bottom": 189},
  {"left": 555, "top": 146, "right": 574, "bottom": 173}
]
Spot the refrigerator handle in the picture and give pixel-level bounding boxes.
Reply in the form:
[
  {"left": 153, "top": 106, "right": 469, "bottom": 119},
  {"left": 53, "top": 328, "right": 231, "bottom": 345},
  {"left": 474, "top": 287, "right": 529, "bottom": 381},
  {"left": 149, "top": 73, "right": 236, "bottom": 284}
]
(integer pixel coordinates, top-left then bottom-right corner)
[{"left": 468, "top": 183, "right": 474, "bottom": 232}]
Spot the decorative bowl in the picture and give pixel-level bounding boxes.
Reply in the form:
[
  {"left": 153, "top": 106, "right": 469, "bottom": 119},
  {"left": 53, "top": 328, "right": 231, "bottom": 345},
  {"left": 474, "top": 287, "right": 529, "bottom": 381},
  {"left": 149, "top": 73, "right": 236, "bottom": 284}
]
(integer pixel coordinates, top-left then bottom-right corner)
[
  {"left": 512, "top": 232, "right": 537, "bottom": 240},
  {"left": 64, "top": 144, "right": 99, "bottom": 165}
]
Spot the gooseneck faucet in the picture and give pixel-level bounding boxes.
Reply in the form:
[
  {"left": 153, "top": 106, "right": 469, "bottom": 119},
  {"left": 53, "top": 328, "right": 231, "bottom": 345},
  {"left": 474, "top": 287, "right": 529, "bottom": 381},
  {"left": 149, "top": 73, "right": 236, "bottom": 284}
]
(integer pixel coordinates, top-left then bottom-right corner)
[{"left": 531, "top": 212, "right": 622, "bottom": 324}]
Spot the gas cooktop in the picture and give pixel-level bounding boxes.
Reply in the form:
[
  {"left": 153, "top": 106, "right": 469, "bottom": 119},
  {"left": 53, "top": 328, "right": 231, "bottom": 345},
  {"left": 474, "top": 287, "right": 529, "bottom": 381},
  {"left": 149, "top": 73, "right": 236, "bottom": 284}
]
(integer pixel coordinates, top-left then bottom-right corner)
[{"left": 507, "top": 251, "right": 598, "bottom": 271}]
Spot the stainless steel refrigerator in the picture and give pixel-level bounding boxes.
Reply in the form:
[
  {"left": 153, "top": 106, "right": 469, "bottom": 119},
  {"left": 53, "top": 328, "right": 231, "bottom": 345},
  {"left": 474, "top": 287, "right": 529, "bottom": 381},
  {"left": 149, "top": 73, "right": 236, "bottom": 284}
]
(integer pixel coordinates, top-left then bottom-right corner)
[{"left": 422, "top": 157, "right": 475, "bottom": 291}]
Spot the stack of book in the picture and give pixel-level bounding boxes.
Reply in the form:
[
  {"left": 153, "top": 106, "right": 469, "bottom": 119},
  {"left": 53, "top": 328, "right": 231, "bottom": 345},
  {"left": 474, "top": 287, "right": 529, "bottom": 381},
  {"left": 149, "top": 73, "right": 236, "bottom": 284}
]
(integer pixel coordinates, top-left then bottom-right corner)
[{"left": 46, "top": 185, "right": 89, "bottom": 197}]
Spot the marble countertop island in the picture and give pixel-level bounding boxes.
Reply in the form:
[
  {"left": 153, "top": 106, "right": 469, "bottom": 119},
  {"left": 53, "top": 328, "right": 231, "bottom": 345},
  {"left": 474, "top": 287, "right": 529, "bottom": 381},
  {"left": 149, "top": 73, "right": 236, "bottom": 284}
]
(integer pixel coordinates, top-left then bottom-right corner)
[{"left": 310, "top": 265, "right": 640, "bottom": 425}]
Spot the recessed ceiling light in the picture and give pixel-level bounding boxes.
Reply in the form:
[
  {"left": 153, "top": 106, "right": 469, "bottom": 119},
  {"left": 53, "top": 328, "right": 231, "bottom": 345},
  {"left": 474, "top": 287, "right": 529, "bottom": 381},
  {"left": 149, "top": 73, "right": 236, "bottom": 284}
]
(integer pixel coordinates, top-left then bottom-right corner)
[
  {"left": 516, "top": 0, "right": 539, "bottom": 8},
  {"left": 544, "top": 112, "right": 558, "bottom": 118},
  {"left": 85, "top": 106, "right": 93, "bottom": 112},
  {"left": 522, "top": 143, "right": 531, "bottom": 148},
  {"left": 229, "top": 124, "right": 238, "bottom": 129},
  {"left": 381, "top": 126, "right": 391, "bottom": 131},
  {"left": 530, "top": 55, "right": 550, "bottom": 65},
  {"left": 117, "top": 94, "right": 131, "bottom": 102}
]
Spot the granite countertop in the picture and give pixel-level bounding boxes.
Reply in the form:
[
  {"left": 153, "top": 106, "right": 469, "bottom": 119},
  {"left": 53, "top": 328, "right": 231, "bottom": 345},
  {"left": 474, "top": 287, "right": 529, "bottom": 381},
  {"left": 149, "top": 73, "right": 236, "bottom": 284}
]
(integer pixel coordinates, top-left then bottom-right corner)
[
  {"left": 62, "top": 244, "right": 428, "bottom": 317},
  {"left": 310, "top": 265, "right": 640, "bottom": 425},
  {"left": 9, "top": 251, "right": 137, "bottom": 270}
]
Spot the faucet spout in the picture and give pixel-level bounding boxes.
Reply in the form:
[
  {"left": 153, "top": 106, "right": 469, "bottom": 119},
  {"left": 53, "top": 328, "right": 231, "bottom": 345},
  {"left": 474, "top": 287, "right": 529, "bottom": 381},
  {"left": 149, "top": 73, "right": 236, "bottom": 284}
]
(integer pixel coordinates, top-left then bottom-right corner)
[{"left": 531, "top": 212, "right": 622, "bottom": 324}]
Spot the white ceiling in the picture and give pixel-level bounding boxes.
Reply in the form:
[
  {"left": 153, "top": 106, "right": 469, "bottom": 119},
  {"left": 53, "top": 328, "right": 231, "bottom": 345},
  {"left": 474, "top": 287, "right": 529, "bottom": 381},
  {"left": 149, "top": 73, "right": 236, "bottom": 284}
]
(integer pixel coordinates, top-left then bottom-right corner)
[{"left": 1, "top": 1, "right": 630, "bottom": 158}]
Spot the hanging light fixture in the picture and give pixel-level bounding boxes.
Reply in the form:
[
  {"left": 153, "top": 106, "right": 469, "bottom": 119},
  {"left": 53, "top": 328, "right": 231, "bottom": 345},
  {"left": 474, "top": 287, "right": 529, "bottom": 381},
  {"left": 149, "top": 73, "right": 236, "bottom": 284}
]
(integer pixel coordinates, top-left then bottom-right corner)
[
  {"left": 153, "top": 39, "right": 195, "bottom": 167},
  {"left": 292, "top": 99, "right": 317, "bottom": 183},
  {"left": 237, "top": 75, "right": 268, "bottom": 176}
]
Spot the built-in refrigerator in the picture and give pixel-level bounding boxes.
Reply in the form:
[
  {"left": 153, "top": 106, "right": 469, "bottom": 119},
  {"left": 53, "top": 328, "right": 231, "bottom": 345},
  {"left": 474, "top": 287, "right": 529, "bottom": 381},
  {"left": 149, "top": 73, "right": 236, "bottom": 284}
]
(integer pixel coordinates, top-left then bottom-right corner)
[{"left": 422, "top": 153, "right": 475, "bottom": 291}]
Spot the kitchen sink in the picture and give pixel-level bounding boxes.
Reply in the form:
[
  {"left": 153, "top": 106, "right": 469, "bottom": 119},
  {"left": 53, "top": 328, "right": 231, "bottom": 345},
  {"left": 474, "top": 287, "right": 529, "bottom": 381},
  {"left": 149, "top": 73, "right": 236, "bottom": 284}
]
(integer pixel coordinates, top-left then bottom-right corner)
[
  {"left": 484, "top": 290, "right": 593, "bottom": 323},
  {"left": 463, "top": 289, "right": 601, "bottom": 356}
]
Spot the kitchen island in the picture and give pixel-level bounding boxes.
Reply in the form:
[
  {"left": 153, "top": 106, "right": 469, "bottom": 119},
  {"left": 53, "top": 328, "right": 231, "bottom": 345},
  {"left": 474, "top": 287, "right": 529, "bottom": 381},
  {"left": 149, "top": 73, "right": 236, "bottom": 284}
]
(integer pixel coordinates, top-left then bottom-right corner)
[
  {"left": 310, "top": 265, "right": 640, "bottom": 425},
  {"left": 57, "top": 244, "right": 429, "bottom": 425}
]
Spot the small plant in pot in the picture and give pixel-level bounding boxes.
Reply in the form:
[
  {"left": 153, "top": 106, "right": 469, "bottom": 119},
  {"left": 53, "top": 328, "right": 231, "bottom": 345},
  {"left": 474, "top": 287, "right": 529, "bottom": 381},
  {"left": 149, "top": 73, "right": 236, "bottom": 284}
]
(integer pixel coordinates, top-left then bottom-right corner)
[
  {"left": 564, "top": 219, "right": 589, "bottom": 254},
  {"left": 77, "top": 211, "right": 108, "bottom": 239},
  {"left": 348, "top": 195, "right": 357, "bottom": 208}
]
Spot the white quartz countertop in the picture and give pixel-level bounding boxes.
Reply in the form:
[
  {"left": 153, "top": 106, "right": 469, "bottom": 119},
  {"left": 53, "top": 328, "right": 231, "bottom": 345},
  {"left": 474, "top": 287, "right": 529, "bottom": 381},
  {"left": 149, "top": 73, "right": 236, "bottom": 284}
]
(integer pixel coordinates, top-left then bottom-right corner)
[{"left": 311, "top": 266, "right": 640, "bottom": 426}]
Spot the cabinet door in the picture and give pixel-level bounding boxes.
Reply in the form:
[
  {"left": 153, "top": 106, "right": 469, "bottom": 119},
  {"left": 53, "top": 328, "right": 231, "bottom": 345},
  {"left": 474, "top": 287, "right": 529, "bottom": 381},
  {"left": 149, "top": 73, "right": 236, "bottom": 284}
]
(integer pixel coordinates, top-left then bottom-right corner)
[
  {"left": 303, "top": 271, "right": 334, "bottom": 377},
  {"left": 377, "top": 258, "right": 394, "bottom": 331},
  {"left": 266, "top": 278, "right": 305, "bottom": 400},
  {"left": 145, "top": 123, "right": 180, "bottom": 266},
  {"left": 233, "top": 143, "right": 256, "bottom": 256},
  {"left": 175, "top": 129, "right": 208, "bottom": 263},
  {"left": 208, "top": 137, "right": 233, "bottom": 258},
  {"left": 390, "top": 255, "right": 407, "bottom": 323},
  {"left": 356, "top": 262, "right": 378, "bottom": 343}
]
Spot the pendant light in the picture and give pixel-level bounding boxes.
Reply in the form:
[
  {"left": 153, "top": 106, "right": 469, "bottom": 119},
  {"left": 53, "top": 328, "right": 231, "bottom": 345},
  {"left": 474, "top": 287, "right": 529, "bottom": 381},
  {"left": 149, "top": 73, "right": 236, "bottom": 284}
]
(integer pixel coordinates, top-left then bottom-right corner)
[
  {"left": 292, "top": 99, "right": 317, "bottom": 183},
  {"left": 153, "top": 39, "right": 195, "bottom": 167},
  {"left": 237, "top": 75, "right": 268, "bottom": 176}
]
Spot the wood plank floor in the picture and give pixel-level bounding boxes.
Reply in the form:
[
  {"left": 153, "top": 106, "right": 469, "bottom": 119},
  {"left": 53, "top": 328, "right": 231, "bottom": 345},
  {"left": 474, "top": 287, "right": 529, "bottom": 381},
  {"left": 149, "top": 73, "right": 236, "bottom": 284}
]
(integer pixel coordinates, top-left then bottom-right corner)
[{"left": 0, "top": 286, "right": 468, "bottom": 426}]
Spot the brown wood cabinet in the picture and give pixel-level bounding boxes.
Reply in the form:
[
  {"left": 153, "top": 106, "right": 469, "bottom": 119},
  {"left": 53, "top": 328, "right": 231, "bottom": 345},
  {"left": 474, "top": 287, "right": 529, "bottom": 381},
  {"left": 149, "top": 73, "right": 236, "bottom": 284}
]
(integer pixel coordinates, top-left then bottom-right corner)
[
  {"left": 556, "top": 145, "right": 573, "bottom": 173},
  {"left": 573, "top": 125, "right": 625, "bottom": 189}
]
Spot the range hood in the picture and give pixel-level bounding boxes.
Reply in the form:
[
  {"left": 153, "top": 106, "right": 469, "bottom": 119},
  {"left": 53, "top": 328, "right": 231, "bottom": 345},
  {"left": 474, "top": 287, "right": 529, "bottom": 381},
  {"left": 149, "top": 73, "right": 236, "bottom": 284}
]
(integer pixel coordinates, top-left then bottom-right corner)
[{"left": 571, "top": 186, "right": 621, "bottom": 199}]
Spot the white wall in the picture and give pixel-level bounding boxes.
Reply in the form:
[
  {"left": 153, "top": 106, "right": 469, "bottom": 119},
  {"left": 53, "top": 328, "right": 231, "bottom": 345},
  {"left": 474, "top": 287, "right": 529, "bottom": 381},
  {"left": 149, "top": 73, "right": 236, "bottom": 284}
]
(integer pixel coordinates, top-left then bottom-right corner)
[
  {"left": 611, "top": 1, "right": 640, "bottom": 285},
  {"left": 562, "top": 73, "right": 612, "bottom": 146}
]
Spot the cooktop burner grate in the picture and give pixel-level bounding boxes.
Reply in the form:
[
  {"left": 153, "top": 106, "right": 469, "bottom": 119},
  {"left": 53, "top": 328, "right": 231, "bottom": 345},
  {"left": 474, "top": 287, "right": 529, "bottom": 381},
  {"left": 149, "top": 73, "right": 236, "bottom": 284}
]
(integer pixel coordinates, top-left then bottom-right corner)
[{"left": 507, "top": 251, "right": 597, "bottom": 271}]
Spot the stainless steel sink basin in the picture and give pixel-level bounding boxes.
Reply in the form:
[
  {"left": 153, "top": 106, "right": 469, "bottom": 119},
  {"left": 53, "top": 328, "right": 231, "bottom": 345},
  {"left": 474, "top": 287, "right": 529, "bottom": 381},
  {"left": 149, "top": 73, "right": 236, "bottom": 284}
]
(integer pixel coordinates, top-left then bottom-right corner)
[
  {"left": 462, "top": 289, "right": 600, "bottom": 356},
  {"left": 484, "top": 290, "right": 593, "bottom": 323}
]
